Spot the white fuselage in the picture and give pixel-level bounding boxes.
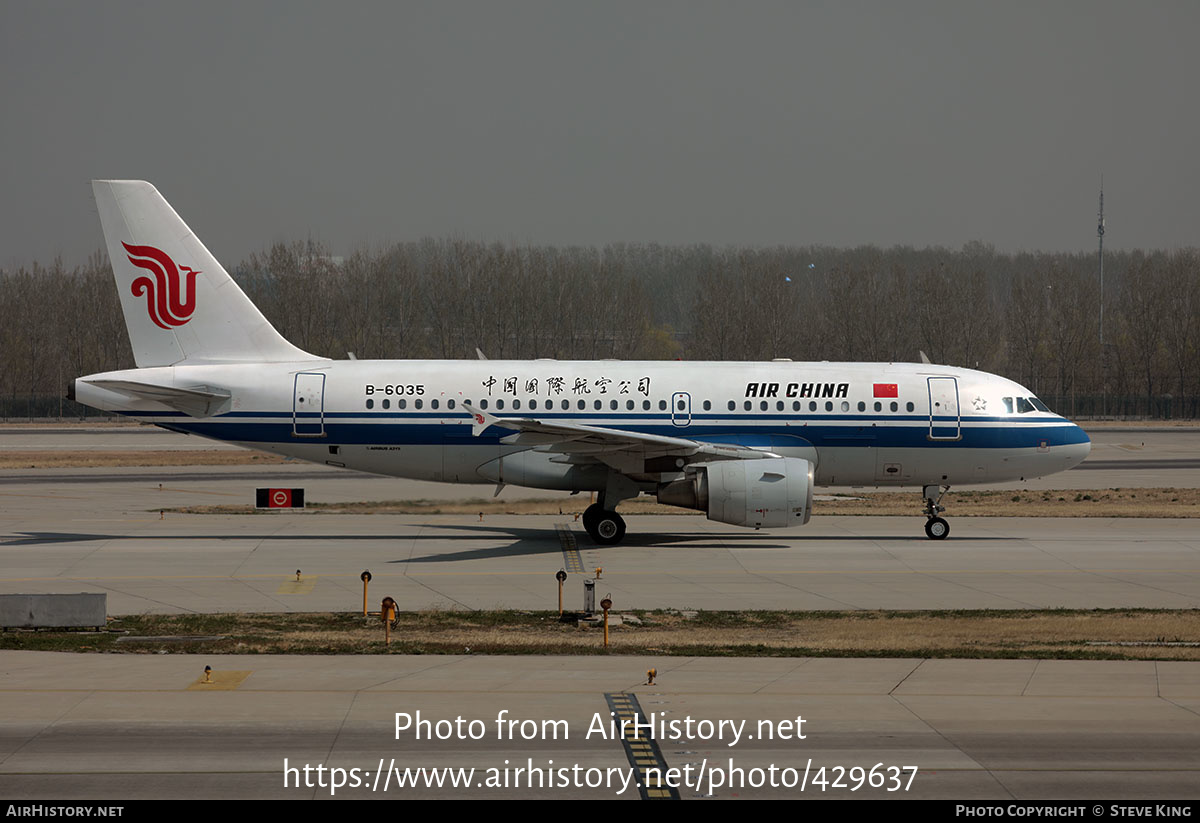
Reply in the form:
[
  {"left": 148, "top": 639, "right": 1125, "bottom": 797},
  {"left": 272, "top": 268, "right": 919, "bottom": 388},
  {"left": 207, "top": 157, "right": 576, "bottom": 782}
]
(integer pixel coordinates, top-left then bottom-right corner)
[{"left": 75, "top": 359, "right": 1091, "bottom": 493}]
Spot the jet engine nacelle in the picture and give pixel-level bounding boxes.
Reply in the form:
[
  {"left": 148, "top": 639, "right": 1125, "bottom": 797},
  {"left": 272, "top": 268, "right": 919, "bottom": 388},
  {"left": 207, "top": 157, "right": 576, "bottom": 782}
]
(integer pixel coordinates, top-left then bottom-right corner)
[{"left": 656, "top": 457, "right": 814, "bottom": 528}]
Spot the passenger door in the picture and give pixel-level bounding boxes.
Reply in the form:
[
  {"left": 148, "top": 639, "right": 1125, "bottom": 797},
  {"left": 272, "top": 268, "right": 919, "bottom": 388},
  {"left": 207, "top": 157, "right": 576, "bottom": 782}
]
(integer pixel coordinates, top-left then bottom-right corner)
[
  {"left": 292, "top": 372, "right": 326, "bottom": 437},
  {"left": 927, "top": 376, "right": 960, "bottom": 441}
]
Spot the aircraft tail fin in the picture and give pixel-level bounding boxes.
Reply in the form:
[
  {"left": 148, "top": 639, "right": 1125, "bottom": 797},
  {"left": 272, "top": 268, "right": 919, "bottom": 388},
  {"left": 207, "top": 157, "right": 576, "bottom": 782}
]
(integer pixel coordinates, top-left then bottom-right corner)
[{"left": 92, "top": 180, "right": 324, "bottom": 367}]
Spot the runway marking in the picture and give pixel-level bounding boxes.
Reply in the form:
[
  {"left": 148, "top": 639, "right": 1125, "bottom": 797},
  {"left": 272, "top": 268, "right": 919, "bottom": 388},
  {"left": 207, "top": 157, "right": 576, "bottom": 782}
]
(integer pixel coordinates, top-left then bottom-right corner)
[
  {"left": 0, "top": 492, "right": 88, "bottom": 500},
  {"left": 605, "top": 692, "right": 679, "bottom": 800},
  {"left": 556, "top": 523, "right": 585, "bottom": 574},
  {"left": 187, "top": 670, "right": 253, "bottom": 690},
  {"left": 276, "top": 577, "right": 317, "bottom": 594}
]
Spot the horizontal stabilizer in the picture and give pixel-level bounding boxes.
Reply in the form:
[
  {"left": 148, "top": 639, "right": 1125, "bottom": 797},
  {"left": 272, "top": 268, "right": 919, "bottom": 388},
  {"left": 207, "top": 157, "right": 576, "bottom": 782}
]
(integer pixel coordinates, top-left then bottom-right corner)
[{"left": 83, "top": 379, "right": 231, "bottom": 418}]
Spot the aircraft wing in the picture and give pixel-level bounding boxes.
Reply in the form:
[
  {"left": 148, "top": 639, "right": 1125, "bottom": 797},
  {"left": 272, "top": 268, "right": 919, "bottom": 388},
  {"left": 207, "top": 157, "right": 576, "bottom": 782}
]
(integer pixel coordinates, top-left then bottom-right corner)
[
  {"left": 81, "top": 379, "right": 232, "bottom": 418},
  {"left": 463, "top": 403, "right": 777, "bottom": 462}
]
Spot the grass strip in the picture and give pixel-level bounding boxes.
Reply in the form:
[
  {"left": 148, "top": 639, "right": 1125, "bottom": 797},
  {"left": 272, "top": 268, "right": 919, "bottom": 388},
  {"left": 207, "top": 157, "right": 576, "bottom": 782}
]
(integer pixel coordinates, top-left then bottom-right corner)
[{"left": 5, "top": 608, "right": 1200, "bottom": 660}]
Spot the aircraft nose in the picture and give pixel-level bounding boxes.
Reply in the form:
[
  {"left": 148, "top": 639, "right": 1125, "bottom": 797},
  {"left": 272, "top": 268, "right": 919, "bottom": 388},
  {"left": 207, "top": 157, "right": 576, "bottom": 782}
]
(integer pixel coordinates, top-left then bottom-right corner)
[{"left": 1062, "top": 425, "right": 1091, "bottom": 470}]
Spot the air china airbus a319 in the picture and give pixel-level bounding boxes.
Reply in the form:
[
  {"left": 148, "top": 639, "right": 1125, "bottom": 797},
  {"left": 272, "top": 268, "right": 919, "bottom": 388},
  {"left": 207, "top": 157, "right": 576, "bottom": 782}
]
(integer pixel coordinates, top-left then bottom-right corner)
[{"left": 72, "top": 181, "right": 1091, "bottom": 544}]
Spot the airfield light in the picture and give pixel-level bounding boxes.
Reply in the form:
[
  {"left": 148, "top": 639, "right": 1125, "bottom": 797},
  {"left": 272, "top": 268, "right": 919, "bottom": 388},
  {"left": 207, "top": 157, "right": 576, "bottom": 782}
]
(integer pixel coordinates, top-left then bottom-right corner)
[
  {"left": 555, "top": 569, "right": 567, "bottom": 616},
  {"left": 646, "top": 668, "right": 657, "bottom": 686},
  {"left": 203, "top": 665, "right": 212, "bottom": 684},
  {"left": 601, "top": 596, "right": 613, "bottom": 649},
  {"left": 361, "top": 570, "right": 372, "bottom": 616},
  {"left": 381, "top": 597, "right": 398, "bottom": 646}
]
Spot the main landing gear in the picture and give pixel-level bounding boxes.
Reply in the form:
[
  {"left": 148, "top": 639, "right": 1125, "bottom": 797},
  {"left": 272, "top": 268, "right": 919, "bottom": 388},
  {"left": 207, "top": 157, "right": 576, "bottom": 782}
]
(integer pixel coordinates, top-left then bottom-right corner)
[
  {"left": 922, "top": 484, "right": 950, "bottom": 540},
  {"left": 582, "top": 503, "right": 627, "bottom": 545}
]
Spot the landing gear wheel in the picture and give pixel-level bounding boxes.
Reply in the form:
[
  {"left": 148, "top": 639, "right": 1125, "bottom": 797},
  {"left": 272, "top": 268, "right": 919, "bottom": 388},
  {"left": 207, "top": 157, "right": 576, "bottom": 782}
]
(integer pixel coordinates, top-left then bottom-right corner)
[
  {"left": 925, "top": 517, "right": 950, "bottom": 540},
  {"left": 585, "top": 509, "right": 626, "bottom": 545},
  {"left": 582, "top": 503, "right": 602, "bottom": 533}
]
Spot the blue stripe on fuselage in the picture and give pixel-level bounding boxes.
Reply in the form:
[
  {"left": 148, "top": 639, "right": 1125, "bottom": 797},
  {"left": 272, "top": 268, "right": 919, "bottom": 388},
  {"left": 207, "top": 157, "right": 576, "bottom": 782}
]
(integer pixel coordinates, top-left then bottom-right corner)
[{"left": 143, "top": 414, "right": 1089, "bottom": 450}]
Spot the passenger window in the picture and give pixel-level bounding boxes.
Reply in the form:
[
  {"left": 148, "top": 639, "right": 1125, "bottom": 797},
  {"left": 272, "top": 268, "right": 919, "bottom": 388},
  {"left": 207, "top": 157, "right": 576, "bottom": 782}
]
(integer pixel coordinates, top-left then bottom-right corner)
[
  {"left": 890, "top": 401, "right": 898, "bottom": 412},
  {"left": 510, "top": 399, "right": 518, "bottom": 410},
  {"left": 906, "top": 401, "right": 914, "bottom": 412},
  {"left": 578, "top": 399, "right": 585, "bottom": 410},
  {"left": 627, "top": 400, "right": 635, "bottom": 410},
  {"left": 611, "top": 399, "right": 619, "bottom": 410},
  {"left": 793, "top": 401, "right": 801, "bottom": 411},
  {"left": 744, "top": 401, "right": 752, "bottom": 411},
  {"left": 728, "top": 400, "right": 736, "bottom": 411},
  {"left": 857, "top": 401, "right": 865, "bottom": 411},
  {"left": 874, "top": 401, "right": 881, "bottom": 412},
  {"left": 415, "top": 399, "right": 423, "bottom": 409},
  {"left": 825, "top": 401, "right": 833, "bottom": 412},
  {"left": 366, "top": 399, "right": 374, "bottom": 409},
  {"left": 760, "top": 401, "right": 768, "bottom": 411},
  {"left": 480, "top": 399, "right": 488, "bottom": 409},
  {"left": 659, "top": 400, "right": 667, "bottom": 411},
  {"left": 677, "top": 399, "right": 686, "bottom": 411},
  {"left": 841, "top": 401, "right": 850, "bottom": 412},
  {"left": 448, "top": 399, "right": 456, "bottom": 409},
  {"left": 703, "top": 400, "right": 711, "bottom": 411},
  {"left": 495, "top": 399, "right": 503, "bottom": 410},
  {"left": 432, "top": 399, "right": 440, "bottom": 410},
  {"left": 809, "top": 401, "right": 817, "bottom": 412},
  {"left": 561, "top": 399, "right": 569, "bottom": 410},
  {"left": 594, "top": 400, "right": 602, "bottom": 410},
  {"left": 776, "top": 401, "right": 784, "bottom": 411},
  {"left": 528, "top": 399, "right": 536, "bottom": 410},
  {"left": 643, "top": 400, "right": 651, "bottom": 410}
]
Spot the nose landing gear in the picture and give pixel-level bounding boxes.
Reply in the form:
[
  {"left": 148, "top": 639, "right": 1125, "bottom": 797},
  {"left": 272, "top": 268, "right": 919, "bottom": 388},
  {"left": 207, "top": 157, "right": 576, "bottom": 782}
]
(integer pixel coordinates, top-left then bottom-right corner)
[{"left": 923, "top": 484, "right": 950, "bottom": 539}]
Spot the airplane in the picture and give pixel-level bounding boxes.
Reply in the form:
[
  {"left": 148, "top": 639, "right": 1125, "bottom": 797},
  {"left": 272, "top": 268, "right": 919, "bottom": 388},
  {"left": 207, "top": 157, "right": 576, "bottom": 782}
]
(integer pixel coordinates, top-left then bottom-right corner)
[{"left": 71, "top": 180, "right": 1092, "bottom": 545}]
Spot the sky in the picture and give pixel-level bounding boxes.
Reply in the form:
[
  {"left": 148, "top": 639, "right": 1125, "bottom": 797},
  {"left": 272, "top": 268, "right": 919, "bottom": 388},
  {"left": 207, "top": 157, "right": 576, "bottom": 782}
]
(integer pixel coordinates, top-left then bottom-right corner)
[{"left": 2, "top": 0, "right": 1199, "bottom": 269}]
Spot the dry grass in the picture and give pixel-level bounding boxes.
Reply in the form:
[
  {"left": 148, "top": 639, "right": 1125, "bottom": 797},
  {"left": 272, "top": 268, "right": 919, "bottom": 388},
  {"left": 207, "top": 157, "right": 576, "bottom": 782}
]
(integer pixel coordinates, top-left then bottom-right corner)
[
  {"left": 819, "top": 487, "right": 1200, "bottom": 517},
  {"left": 10, "top": 609, "right": 1199, "bottom": 660},
  {"left": 0, "top": 450, "right": 288, "bottom": 469}
]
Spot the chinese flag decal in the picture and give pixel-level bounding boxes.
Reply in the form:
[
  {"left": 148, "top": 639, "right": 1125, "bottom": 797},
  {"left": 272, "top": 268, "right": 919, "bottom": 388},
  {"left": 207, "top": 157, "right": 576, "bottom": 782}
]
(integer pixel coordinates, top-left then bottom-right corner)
[{"left": 873, "top": 384, "right": 898, "bottom": 398}]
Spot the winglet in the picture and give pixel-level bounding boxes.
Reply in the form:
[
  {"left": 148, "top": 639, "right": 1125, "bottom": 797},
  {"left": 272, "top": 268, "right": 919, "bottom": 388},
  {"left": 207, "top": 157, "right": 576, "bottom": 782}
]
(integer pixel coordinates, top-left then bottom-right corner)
[{"left": 463, "top": 403, "right": 499, "bottom": 437}]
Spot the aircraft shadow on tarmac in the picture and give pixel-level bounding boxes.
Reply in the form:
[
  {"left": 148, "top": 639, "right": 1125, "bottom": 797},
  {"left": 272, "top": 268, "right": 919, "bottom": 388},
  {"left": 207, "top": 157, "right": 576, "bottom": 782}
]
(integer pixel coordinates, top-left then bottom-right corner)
[
  {"left": 3, "top": 525, "right": 1017, "bottom": 564},
  {"left": 0, "top": 527, "right": 793, "bottom": 558}
]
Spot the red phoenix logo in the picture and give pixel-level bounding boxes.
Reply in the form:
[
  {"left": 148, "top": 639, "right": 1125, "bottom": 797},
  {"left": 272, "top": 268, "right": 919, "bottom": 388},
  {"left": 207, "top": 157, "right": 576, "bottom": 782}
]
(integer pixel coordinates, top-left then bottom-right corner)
[{"left": 123, "top": 242, "right": 201, "bottom": 329}]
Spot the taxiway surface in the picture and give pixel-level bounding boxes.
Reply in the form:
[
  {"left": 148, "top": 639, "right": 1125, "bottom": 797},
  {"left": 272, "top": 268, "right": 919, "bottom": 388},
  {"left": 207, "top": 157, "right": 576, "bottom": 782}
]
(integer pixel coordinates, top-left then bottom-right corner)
[{"left": 2, "top": 652, "right": 1199, "bottom": 800}]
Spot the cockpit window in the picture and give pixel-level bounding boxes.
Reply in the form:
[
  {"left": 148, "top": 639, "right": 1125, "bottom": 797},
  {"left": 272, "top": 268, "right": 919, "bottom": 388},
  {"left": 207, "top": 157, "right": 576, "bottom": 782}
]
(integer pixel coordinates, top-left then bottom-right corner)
[
  {"left": 1002, "top": 397, "right": 1014, "bottom": 414},
  {"left": 1030, "top": 397, "right": 1050, "bottom": 412},
  {"left": 1016, "top": 397, "right": 1035, "bottom": 414}
]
